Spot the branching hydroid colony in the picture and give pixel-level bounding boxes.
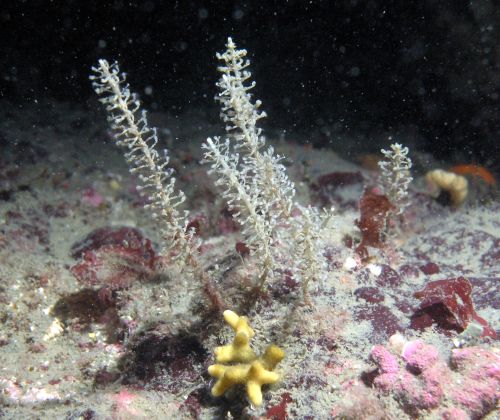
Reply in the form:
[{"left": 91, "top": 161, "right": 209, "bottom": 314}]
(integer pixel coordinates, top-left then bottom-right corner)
[
  {"left": 203, "top": 37, "right": 297, "bottom": 288},
  {"left": 91, "top": 37, "right": 329, "bottom": 305},
  {"left": 203, "top": 38, "right": 329, "bottom": 299}
]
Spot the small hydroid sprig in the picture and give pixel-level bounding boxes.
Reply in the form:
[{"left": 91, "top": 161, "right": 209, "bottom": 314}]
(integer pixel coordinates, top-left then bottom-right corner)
[
  {"left": 378, "top": 142, "right": 413, "bottom": 214},
  {"left": 292, "top": 206, "right": 330, "bottom": 305}
]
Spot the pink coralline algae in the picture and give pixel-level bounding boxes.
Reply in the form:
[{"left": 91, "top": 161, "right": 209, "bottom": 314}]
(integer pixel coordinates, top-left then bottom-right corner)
[
  {"left": 109, "top": 388, "right": 145, "bottom": 418},
  {"left": 371, "top": 341, "right": 446, "bottom": 411},
  {"left": 70, "top": 226, "right": 159, "bottom": 290},
  {"left": 449, "top": 347, "right": 500, "bottom": 417},
  {"left": 80, "top": 187, "right": 105, "bottom": 207},
  {"left": 370, "top": 338, "right": 500, "bottom": 418},
  {"left": 412, "top": 276, "right": 496, "bottom": 339}
]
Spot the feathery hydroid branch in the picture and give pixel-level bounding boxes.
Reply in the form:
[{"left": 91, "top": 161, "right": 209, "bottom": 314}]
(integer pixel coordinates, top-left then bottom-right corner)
[
  {"left": 90, "top": 59, "right": 224, "bottom": 309},
  {"left": 202, "top": 137, "right": 274, "bottom": 287},
  {"left": 216, "top": 37, "right": 295, "bottom": 221},
  {"left": 90, "top": 59, "right": 191, "bottom": 256}
]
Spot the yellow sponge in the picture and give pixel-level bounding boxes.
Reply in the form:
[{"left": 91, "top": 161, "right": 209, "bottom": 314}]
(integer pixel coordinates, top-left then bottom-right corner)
[
  {"left": 208, "top": 310, "right": 285, "bottom": 406},
  {"left": 214, "top": 310, "right": 256, "bottom": 363}
]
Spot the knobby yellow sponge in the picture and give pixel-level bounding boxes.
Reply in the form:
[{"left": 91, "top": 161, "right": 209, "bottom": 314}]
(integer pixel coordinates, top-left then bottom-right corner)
[{"left": 208, "top": 310, "right": 285, "bottom": 406}]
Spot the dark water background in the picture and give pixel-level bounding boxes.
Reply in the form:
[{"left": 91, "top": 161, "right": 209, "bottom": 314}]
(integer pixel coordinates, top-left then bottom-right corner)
[{"left": 1, "top": 0, "right": 499, "bottom": 169}]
